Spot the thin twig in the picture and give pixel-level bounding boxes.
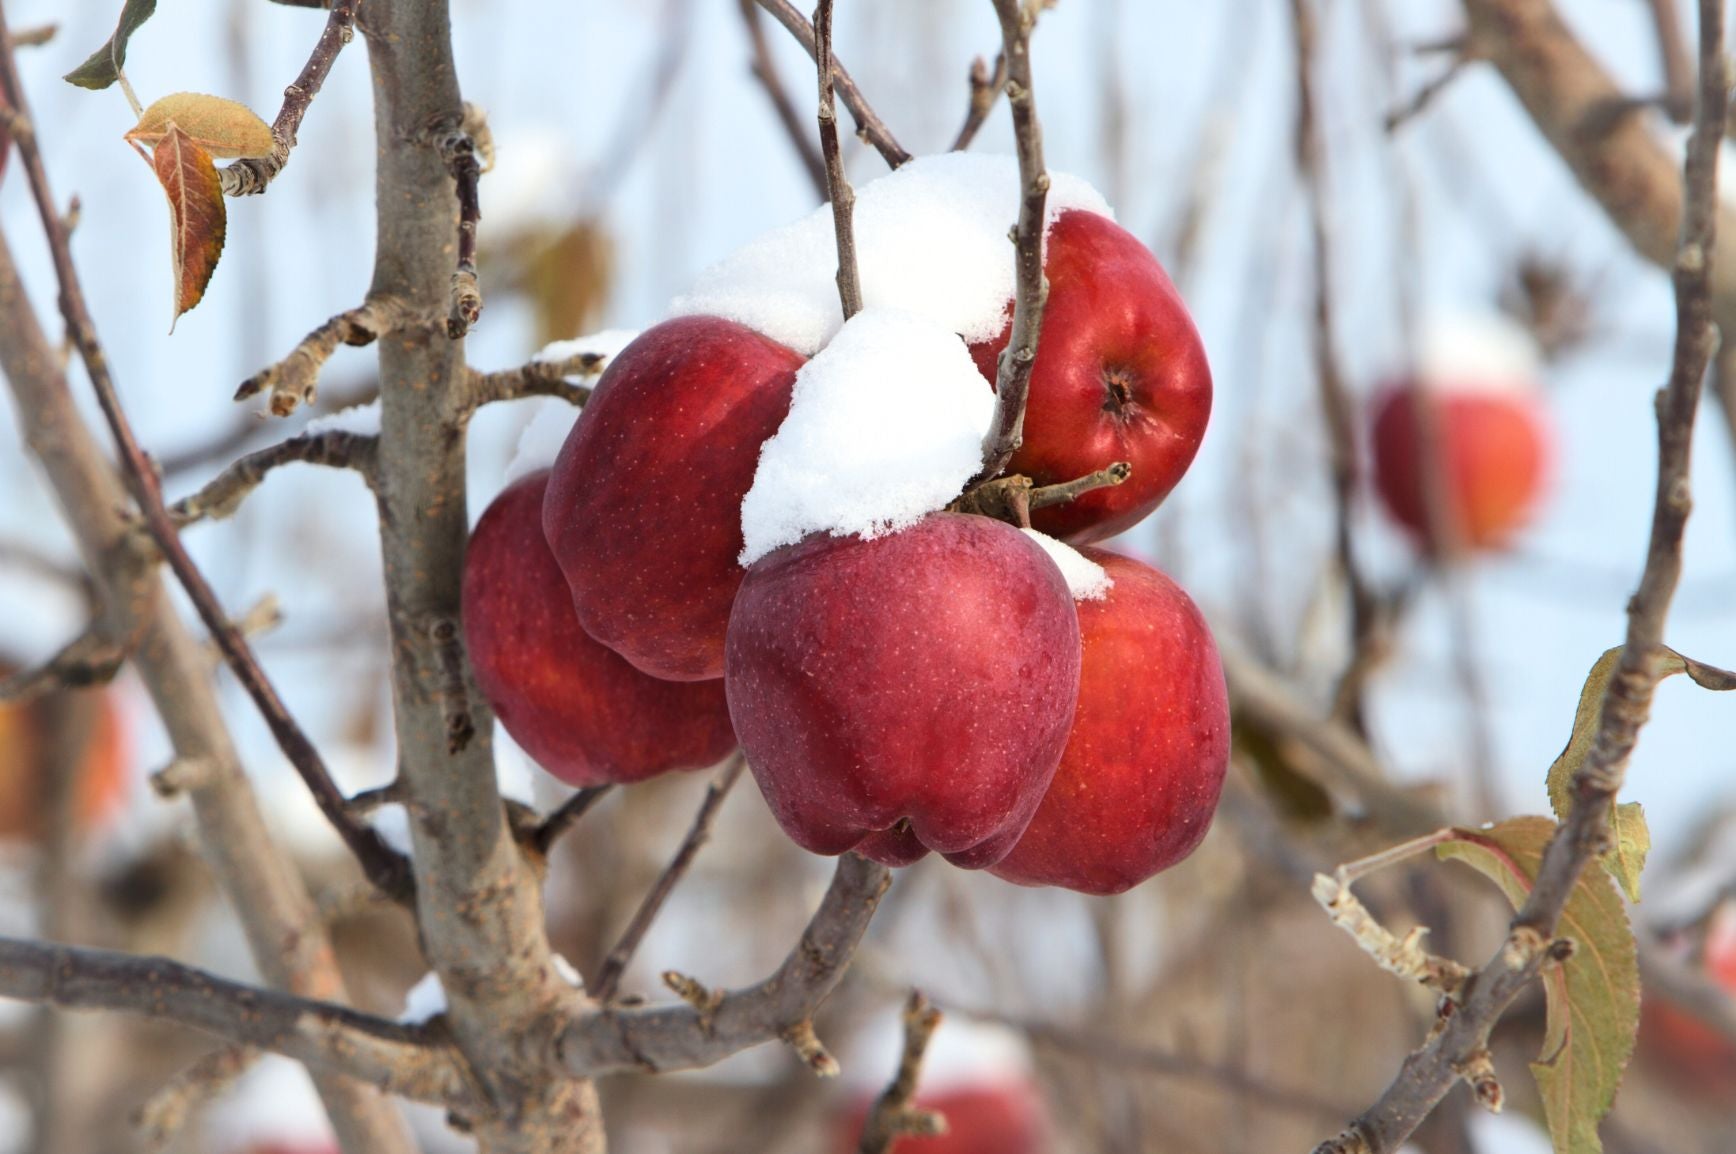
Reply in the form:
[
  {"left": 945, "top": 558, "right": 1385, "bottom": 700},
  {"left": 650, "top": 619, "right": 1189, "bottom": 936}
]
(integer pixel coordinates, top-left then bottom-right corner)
[
  {"left": 0, "top": 937, "right": 468, "bottom": 1105},
  {"left": 857, "top": 992, "right": 947, "bottom": 1153},
  {"left": 235, "top": 295, "right": 425, "bottom": 418},
  {"left": 1648, "top": 0, "right": 1695, "bottom": 123},
  {"left": 1384, "top": 55, "right": 1469, "bottom": 132},
  {"left": 221, "top": 0, "right": 359, "bottom": 196},
  {"left": 738, "top": 0, "right": 828, "bottom": 197},
  {"left": 168, "top": 430, "right": 377, "bottom": 528},
  {"left": 0, "top": 622, "right": 132, "bottom": 703},
  {"left": 977, "top": 0, "right": 1052, "bottom": 481},
  {"left": 439, "top": 105, "right": 485, "bottom": 338},
  {"left": 463, "top": 349, "right": 612, "bottom": 415},
  {"left": 531, "top": 785, "right": 614, "bottom": 857},
  {"left": 751, "top": 0, "right": 909, "bottom": 168},
  {"left": 1292, "top": 0, "right": 1379, "bottom": 731},
  {"left": 815, "top": 0, "right": 862, "bottom": 319},
  {"left": 592, "top": 756, "right": 746, "bottom": 1001},
  {"left": 951, "top": 52, "right": 1008, "bottom": 151},
  {"left": 0, "top": 26, "right": 416, "bottom": 904},
  {"left": 1313, "top": 3, "right": 1727, "bottom": 1147},
  {"left": 133, "top": 1045, "right": 261, "bottom": 1152}
]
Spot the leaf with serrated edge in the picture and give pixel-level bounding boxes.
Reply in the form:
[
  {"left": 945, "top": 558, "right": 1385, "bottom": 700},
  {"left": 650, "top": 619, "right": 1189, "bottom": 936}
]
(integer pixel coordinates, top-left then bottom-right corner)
[
  {"left": 127, "top": 93, "right": 275, "bottom": 160},
  {"left": 1545, "top": 646, "right": 1736, "bottom": 902},
  {"left": 64, "top": 0, "right": 157, "bottom": 91},
  {"left": 148, "top": 125, "right": 226, "bottom": 329},
  {"left": 1439, "top": 817, "right": 1638, "bottom": 1154}
]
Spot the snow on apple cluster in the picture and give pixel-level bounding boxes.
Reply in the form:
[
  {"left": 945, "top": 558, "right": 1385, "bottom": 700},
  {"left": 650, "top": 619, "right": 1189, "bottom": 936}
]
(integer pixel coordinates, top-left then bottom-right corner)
[
  {"left": 502, "top": 330, "right": 641, "bottom": 485},
  {"left": 1413, "top": 311, "right": 1542, "bottom": 395},
  {"left": 671, "top": 152, "right": 1112, "bottom": 356},
  {"left": 1020, "top": 529, "right": 1112, "bottom": 601},
  {"left": 738, "top": 309, "right": 993, "bottom": 565}
]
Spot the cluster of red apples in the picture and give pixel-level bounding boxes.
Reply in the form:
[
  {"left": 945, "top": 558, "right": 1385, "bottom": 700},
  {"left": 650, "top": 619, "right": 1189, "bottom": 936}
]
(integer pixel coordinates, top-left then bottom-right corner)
[{"left": 464, "top": 204, "right": 1231, "bottom": 895}]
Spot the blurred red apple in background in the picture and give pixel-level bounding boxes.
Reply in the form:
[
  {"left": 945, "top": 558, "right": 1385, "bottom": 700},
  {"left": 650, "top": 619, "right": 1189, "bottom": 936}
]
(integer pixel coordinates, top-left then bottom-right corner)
[
  {"left": 991, "top": 551, "right": 1230, "bottom": 894},
  {"left": 1636, "top": 902, "right": 1736, "bottom": 1099},
  {"left": 0, "top": 665, "right": 128, "bottom": 841},
  {"left": 725, "top": 513, "right": 1081, "bottom": 869},
  {"left": 968, "top": 210, "right": 1212, "bottom": 544},
  {"left": 464, "top": 470, "right": 736, "bottom": 787},
  {"left": 543, "top": 316, "right": 804, "bottom": 681},
  {"left": 836, "top": 1081, "right": 1051, "bottom": 1154}
]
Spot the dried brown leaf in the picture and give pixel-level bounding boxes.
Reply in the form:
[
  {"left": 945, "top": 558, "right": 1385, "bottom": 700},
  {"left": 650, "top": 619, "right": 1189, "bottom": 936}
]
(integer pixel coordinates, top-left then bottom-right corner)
[
  {"left": 127, "top": 93, "right": 275, "bottom": 160},
  {"left": 147, "top": 125, "right": 227, "bottom": 329}
]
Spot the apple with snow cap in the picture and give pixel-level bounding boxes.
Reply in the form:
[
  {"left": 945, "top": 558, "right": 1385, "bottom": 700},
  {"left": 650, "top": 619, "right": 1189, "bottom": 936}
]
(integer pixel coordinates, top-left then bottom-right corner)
[
  {"left": 543, "top": 316, "right": 805, "bottom": 681},
  {"left": 725, "top": 512, "right": 1081, "bottom": 869},
  {"left": 968, "top": 210, "right": 1213, "bottom": 543},
  {"left": 990, "top": 549, "right": 1230, "bottom": 894},
  {"left": 465, "top": 470, "right": 736, "bottom": 787},
  {"left": 1370, "top": 312, "right": 1553, "bottom": 554}
]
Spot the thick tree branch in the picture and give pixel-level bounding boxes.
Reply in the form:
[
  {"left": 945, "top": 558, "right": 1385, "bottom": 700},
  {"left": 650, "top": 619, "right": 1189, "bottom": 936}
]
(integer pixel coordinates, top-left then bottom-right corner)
[
  {"left": 593, "top": 756, "right": 745, "bottom": 1001},
  {"left": 556, "top": 853, "right": 892, "bottom": 1077},
  {"left": 1312, "top": 3, "right": 1727, "bottom": 1147},
  {"left": 0, "top": 938, "right": 468, "bottom": 1105},
  {"left": 220, "top": 0, "right": 359, "bottom": 196},
  {"left": 814, "top": 0, "right": 862, "bottom": 319},
  {"left": 738, "top": 0, "right": 828, "bottom": 198},
  {"left": 977, "top": 0, "right": 1052, "bottom": 481},
  {"left": 169, "top": 430, "right": 378, "bottom": 528},
  {"left": 751, "top": 0, "right": 909, "bottom": 168}
]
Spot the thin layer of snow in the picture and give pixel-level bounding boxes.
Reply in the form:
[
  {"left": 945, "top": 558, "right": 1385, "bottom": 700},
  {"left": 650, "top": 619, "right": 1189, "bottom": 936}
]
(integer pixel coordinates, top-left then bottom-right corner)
[
  {"left": 1021, "top": 529, "right": 1112, "bottom": 600},
  {"left": 399, "top": 971, "right": 448, "bottom": 1024},
  {"left": 535, "top": 328, "right": 639, "bottom": 370},
  {"left": 551, "top": 953, "right": 585, "bottom": 989},
  {"left": 672, "top": 152, "right": 1112, "bottom": 356},
  {"left": 738, "top": 309, "right": 993, "bottom": 565},
  {"left": 504, "top": 400, "right": 580, "bottom": 484},
  {"left": 372, "top": 805, "right": 414, "bottom": 857},
  {"left": 304, "top": 398, "right": 382, "bottom": 437},
  {"left": 1414, "top": 311, "right": 1541, "bottom": 394},
  {"left": 493, "top": 727, "right": 539, "bottom": 804}
]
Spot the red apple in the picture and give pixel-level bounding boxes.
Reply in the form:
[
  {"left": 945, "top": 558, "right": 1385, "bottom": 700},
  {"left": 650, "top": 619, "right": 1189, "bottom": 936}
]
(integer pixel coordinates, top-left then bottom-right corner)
[
  {"left": 0, "top": 666, "right": 128, "bottom": 841},
  {"left": 968, "top": 210, "right": 1213, "bottom": 543},
  {"left": 1369, "top": 382, "right": 1551, "bottom": 553},
  {"left": 990, "top": 551, "right": 1229, "bottom": 894},
  {"left": 543, "top": 316, "right": 805, "bottom": 681},
  {"left": 1637, "top": 904, "right": 1736, "bottom": 1098},
  {"left": 725, "top": 513, "right": 1081, "bottom": 869},
  {"left": 836, "top": 1081, "right": 1051, "bottom": 1154},
  {"left": 464, "top": 470, "right": 737, "bottom": 787}
]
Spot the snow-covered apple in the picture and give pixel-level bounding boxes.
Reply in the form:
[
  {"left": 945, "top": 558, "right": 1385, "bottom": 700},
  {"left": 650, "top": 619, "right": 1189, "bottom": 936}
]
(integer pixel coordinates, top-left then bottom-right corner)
[
  {"left": 464, "top": 470, "right": 736, "bottom": 787},
  {"left": 990, "top": 550, "right": 1229, "bottom": 894},
  {"left": 725, "top": 513, "right": 1081, "bottom": 869},
  {"left": 1369, "top": 315, "right": 1553, "bottom": 553},
  {"left": 543, "top": 316, "right": 805, "bottom": 681},
  {"left": 968, "top": 210, "right": 1212, "bottom": 543},
  {"left": 836, "top": 1082, "right": 1051, "bottom": 1154}
]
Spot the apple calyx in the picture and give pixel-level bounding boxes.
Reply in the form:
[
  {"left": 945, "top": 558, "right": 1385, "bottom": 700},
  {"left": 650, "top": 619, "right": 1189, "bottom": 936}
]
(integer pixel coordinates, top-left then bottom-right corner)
[{"left": 950, "top": 461, "right": 1132, "bottom": 529}]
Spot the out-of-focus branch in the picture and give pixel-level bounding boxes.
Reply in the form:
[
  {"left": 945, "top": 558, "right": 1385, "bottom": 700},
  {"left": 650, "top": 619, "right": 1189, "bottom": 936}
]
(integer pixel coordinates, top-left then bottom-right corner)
[
  {"left": 557, "top": 853, "right": 892, "bottom": 1077},
  {"left": 133, "top": 1045, "right": 260, "bottom": 1152},
  {"left": 952, "top": 52, "right": 1008, "bottom": 151},
  {"left": 1648, "top": 0, "right": 1694, "bottom": 123},
  {"left": 1291, "top": 0, "right": 1378, "bottom": 730},
  {"left": 857, "top": 992, "right": 946, "bottom": 1153},
  {"left": 815, "top": 0, "right": 862, "bottom": 320},
  {"left": 0, "top": 622, "right": 132, "bottom": 703},
  {"left": 169, "top": 430, "right": 378, "bottom": 528},
  {"left": 592, "top": 756, "right": 745, "bottom": 1001},
  {"left": 1312, "top": 2, "right": 1727, "bottom": 1146},
  {"left": 751, "top": 0, "right": 910, "bottom": 168},
  {"left": 978, "top": 0, "right": 1052, "bottom": 481},
  {"left": 531, "top": 785, "right": 613, "bottom": 857},
  {"left": 738, "top": 0, "right": 827, "bottom": 197},
  {"left": 221, "top": 0, "right": 358, "bottom": 195},
  {"left": 0, "top": 938, "right": 468, "bottom": 1105}
]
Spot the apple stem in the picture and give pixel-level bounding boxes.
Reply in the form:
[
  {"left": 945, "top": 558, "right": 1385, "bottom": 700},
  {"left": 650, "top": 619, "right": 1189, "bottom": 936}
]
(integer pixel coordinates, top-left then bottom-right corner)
[
  {"left": 1028, "top": 460, "right": 1131, "bottom": 510},
  {"left": 950, "top": 461, "right": 1128, "bottom": 527}
]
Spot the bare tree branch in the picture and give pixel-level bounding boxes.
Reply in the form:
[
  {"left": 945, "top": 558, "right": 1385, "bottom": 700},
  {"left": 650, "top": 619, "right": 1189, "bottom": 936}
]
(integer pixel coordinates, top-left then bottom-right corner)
[
  {"left": 133, "top": 1045, "right": 260, "bottom": 1151},
  {"left": 557, "top": 852, "right": 892, "bottom": 1077},
  {"left": 751, "top": 0, "right": 910, "bottom": 168},
  {"left": 437, "top": 104, "right": 485, "bottom": 338},
  {"left": 857, "top": 992, "right": 946, "bottom": 1153},
  {"left": 593, "top": 756, "right": 746, "bottom": 1002},
  {"left": 738, "top": 0, "right": 828, "bottom": 198},
  {"left": 531, "top": 786, "right": 614, "bottom": 858},
  {"left": 1648, "top": 0, "right": 1695, "bottom": 123},
  {"left": 815, "top": 0, "right": 862, "bottom": 320},
  {"left": 221, "top": 0, "right": 359, "bottom": 196},
  {"left": 464, "top": 349, "right": 611, "bottom": 415},
  {"left": 1312, "top": 2, "right": 1728, "bottom": 1146},
  {"left": 0, "top": 621, "right": 132, "bottom": 703},
  {"left": 0, "top": 938, "right": 469, "bottom": 1105},
  {"left": 169, "top": 430, "right": 378, "bottom": 528},
  {"left": 951, "top": 52, "right": 1008, "bottom": 152},
  {"left": 977, "top": 0, "right": 1052, "bottom": 481},
  {"left": 236, "top": 296, "right": 427, "bottom": 418}
]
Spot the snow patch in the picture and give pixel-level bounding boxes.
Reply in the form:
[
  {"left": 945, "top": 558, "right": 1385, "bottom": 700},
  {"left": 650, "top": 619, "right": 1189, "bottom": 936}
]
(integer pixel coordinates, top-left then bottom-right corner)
[
  {"left": 304, "top": 398, "right": 381, "bottom": 437},
  {"left": 535, "top": 328, "right": 640, "bottom": 371},
  {"left": 1021, "top": 529, "right": 1112, "bottom": 601},
  {"left": 205, "top": 1056, "right": 336, "bottom": 1152},
  {"left": 672, "top": 152, "right": 1111, "bottom": 355},
  {"left": 501, "top": 331, "right": 640, "bottom": 485},
  {"left": 551, "top": 953, "right": 585, "bottom": 989},
  {"left": 1414, "top": 311, "right": 1541, "bottom": 395},
  {"left": 738, "top": 309, "right": 993, "bottom": 565},
  {"left": 399, "top": 971, "right": 448, "bottom": 1024},
  {"left": 371, "top": 805, "right": 414, "bottom": 857}
]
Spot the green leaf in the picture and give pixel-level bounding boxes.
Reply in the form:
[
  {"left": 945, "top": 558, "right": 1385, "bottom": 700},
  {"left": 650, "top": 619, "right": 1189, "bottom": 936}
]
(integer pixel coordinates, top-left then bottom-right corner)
[
  {"left": 64, "top": 0, "right": 157, "bottom": 91},
  {"left": 1545, "top": 646, "right": 1736, "bottom": 902},
  {"left": 1439, "top": 817, "right": 1638, "bottom": 1154}
]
